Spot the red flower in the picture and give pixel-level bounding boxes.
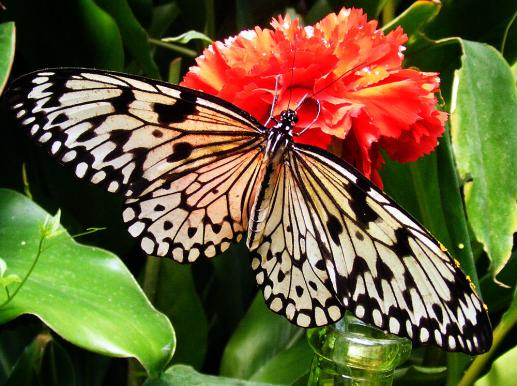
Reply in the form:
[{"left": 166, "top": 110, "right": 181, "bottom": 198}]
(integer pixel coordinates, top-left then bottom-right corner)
[{"left": 181, "top": 8, "right": 447, "bottom": 187}]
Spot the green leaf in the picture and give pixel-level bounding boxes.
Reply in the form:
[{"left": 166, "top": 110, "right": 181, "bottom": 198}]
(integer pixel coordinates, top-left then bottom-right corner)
[
  {"left": 0, "top": 274, "right": 21, "bottom": 288},
  {"left": 144, "top": 364, "right": 278, "bottom": 386},
  {"left": 249, "top": 339, "right": 312, "bottom": 384},
  {"left": 425, "top": 0, "right": 517, "bottom": 64},
  {"left": 148, "top": 258, "right": 208, "bottom": 369},
  {"left": 450, "top": 39, "right": 517, "bottom": 279},
  {"left": 95, "top": 0, "right": 160, "bottom": 78},
  {"left": 0, "top": 189, "right": 175, "bottom": 376},
  {"left": 76, "top": 0, "right": 125, "bottom": 70},
  {"left": 0, "top": 22, "right": 15, "bottom": 95},
  {"left": 162, "top": 30, "right": 212, "bottom": 45},
  {"left": 4, "top": 332, "right": 50, "bottom": 386},
  {"left": 148, "top": 2, "right": 180, "bottom": 38},
  {"left": 382, "top": 1, "right": 441, "bottom": 37},
  {"left": 168, "top": 58, "right": 182, "bottom": 84},
  {"left": 39, "top": 338, "right": 76, "bottom": 386},
  {"left": 220, "top": 294, "right": 307, "bottom": 382},
  {"left": 474, "top": 346, "right": 517, "bottom": 386}
]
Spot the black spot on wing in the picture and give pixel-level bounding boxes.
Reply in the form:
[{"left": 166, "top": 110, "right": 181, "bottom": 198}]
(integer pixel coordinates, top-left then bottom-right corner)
[
  {"left": 327, "top": 214, "right": 343, "bottom": 244},
  {"left": 152, "top": 129, "right": 163, "bottom": 138},
  {"left": 349, "top": 184, "right": 379, "bottom": 226},
  {"left": 393, "top": 227, "right": 412, "bottom": 257},
  {"left": 187, "top": 227, "right": 197, "bottom": 238},
  {"left": 52, "top": 112, "right": 68, "bottom": 125},
  {"left": 167, "top": 142, "right": 193, "bottom": 162},
  {"left": 295, "top": 285, "right": 304, "bottom": 297},
  {"left": 432, "top": 303, "right": 444, "bottom": 323},
  {"left": 154, "top": 204, "right": 165, "bottom": 211},
  {"left": 110, "top": 88, "right": 134, "bottom": 113},
  {"left": 153, "top": 93, "right": 197, "bottom": 124}
]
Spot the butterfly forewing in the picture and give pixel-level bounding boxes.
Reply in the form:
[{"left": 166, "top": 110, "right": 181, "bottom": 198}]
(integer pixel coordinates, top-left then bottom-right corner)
[{"left": 8, "top": 69, "right": 266, "bottom": 259}]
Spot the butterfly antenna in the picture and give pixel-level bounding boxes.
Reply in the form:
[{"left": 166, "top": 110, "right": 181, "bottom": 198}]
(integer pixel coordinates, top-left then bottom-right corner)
[
  {"left": 295, "top": 99, "right": 321, "bottom": 136},
  {"left": 264, "top": 75, "right": 281, "bottom": 127},
  {"left": 286, "top": 34, "right": 297, "bottom": 111},
  {"left": 306, "top": 62, "right": 366, "bottom": 101},
  {"left": 294, "top": 92, "right": 308, "bottom": 112}
]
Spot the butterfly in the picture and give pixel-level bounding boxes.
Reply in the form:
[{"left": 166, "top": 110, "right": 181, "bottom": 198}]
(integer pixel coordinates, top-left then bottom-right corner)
[{"left": 6, "top": 68, "right": 492, "bottom": 354}]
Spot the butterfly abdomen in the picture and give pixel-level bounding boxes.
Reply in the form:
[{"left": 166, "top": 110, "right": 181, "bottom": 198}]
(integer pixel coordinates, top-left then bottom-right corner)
[{"left": 247, "top": 121, "right": 292, "bottom": 250}]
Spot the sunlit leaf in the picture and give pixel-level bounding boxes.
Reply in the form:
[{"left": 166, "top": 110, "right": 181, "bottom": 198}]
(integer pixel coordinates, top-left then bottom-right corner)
[
  {"left": 383, "top": 1, "right": 441, "bottom": 37},
  {"left": 144, "top": 364, "right": 277, "bottom": 386},
  {"left": 450, "top": 39, "right": 517, "bottom": 279},
  {"left": 220, "top": 294, "right": 308, "bottom": 383},
  {"left": 0, "top": 189, "right": 175, "bottom": 376},
  {"left": 0, "top": 22, "right": 15, "bottom": 95},
  {"left": 475, "top": 345, "right": 517, "bottom": 386},
  {"left": 162, "top": 30, "right": 212, "bottom": 44}
]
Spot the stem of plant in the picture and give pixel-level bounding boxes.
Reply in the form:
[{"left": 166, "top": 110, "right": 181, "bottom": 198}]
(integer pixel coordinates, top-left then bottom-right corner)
[
  {"left": 382, "top": 0, "right": 396, "bottom": 24},
  {"left": 148, "top": 38, "right": 197, "bottom": 58},
  {"left": 0, "top": 235, "right": 45, "bottom": 308}
]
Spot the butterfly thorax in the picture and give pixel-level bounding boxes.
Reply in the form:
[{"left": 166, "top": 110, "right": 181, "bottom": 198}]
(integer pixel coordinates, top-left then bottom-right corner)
[{"left": 246, "top": 110, "right": 297, "bottom": 250}]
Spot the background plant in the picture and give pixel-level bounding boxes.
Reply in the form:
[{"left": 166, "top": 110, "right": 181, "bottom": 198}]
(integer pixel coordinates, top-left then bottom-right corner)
[{"left": 0, "top": 1, "right": 515, "bottom": 385}]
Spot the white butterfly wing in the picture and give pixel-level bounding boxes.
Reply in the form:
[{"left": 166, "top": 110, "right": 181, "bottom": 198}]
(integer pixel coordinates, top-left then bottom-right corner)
[
  {"left": 251, "top": 143, "right": 492, "bottom": 354},
  {"left": 8, "top": 69, "right": 266, "bottom": 259}
]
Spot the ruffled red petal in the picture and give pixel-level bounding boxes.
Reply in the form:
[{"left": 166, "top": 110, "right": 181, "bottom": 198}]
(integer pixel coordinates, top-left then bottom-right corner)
[{"left": 180, "top": 7, "right": 447, "bottom": 186}]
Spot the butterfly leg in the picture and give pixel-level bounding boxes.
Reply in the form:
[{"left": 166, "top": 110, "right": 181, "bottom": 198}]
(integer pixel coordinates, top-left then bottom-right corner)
[
  {"left": 294, "top": 99, "right": 321, "bottom": 136},
  {"left": 264, "top": 74, "right": 281, "bottom": 127}
]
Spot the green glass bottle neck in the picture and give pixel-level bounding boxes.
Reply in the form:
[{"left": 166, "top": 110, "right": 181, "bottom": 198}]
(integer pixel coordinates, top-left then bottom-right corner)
[{"left": 307, "top": 313, "right": 412, "bottom": 385}]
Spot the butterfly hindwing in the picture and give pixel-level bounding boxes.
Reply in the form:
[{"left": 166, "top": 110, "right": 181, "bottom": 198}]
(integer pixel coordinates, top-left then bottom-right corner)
[
  {"left": 250, "top": 160, "right": 344, "bottom": 327},
  {"left": 8, "top": 68, "right": 266, "bottom": 259},
  {"left": 258, "top": 144, "right": 490, "bottom": 353}
]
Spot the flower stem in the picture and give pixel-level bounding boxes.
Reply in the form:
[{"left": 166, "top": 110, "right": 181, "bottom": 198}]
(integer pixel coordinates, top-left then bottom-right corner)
[{"left": 148, "top": 38, "right": 198, "bottom": 58}]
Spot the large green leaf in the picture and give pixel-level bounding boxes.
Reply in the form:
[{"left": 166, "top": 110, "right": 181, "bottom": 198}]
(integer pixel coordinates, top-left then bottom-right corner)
[
  {"left": 0, "top": 22, "right": 15, "bottom": 95},
  {"left": 220, "top": 294, "right": 310, "bottom": 384},
  {"left": 450, "top": 39, "right": 517, "bottom": 278},
  {"left": 144, "top": 364, "right": 278, "bottom": 386},
  {"left": 147, "top": 258, "right": 208, "bottom": 369},
  {"left": 75, "top": 0, "right": 125, "bottom": 70},
  {"left": 474, "top": 346, "right": 517, "bottom": 386},
  {"left": 0, "top": 189, "right": 175, "bottom": 376},
  {"left": 95, "top": 0, "right": 160, "bottom": 78},
  {"left": 4, "top": 331, "right": 50, "bottom": 386},
  {"left": 249, "top": 339, "right": 312, "bottom": 384},
  {"left": 382, "top": 1, "right": 441, "bottom": 37},
  {"left": 1, "top": 0, "right": 124, "bottom": 70}
]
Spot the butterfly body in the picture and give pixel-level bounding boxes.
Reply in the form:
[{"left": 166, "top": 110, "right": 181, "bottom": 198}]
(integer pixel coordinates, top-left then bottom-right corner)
[
  {"left": 247, "top": 110, "right": 297, "bottom": 250},
  {"left": 6, "top": 68, "right": 492, "bottom": 354}
]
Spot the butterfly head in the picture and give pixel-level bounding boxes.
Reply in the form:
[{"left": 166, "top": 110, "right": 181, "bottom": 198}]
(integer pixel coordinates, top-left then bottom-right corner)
[{"left": 280, "top": 109, "right": 298, "bottom": 126}]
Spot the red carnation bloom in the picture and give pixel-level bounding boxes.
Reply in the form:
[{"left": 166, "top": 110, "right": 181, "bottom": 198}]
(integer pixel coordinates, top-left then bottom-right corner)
[{"left": 181, "top": 8, "right": 447, "bottom": 187}]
